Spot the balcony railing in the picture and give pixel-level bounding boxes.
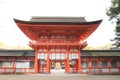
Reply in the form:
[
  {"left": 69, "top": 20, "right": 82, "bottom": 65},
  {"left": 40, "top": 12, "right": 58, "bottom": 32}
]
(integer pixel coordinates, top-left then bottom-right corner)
[{"left": 29, "top": 40, "right": 82, "bottom": 46}]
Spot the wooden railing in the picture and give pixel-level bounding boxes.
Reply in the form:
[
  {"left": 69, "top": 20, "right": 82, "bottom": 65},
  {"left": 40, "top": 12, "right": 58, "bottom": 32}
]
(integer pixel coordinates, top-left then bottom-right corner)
[{"left": 29, "top": 40, "right": 80, "bottom": 46}]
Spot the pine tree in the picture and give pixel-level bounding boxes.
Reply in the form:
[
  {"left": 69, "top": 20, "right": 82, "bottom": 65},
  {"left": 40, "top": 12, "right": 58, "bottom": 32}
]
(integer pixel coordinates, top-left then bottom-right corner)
[{"left": 106, "top": 0, "right": 120, "bottom": 47}]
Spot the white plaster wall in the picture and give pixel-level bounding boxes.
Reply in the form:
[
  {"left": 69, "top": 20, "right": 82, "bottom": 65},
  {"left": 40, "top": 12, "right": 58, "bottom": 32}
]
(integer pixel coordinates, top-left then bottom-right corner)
[
  {"left": 82, "top": 69, "right": 89, "bottom": 73},
  {"left": 111, "top": 68, "right": 119, "bottom": 72},
  {"left": 101, "top": 69, "right": 109, "bottom": 72}
]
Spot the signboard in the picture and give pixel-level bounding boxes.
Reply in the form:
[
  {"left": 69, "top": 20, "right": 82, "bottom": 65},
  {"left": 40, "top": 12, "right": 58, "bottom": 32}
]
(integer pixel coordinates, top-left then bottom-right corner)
[
  {"left": 69, "top": 53, "right": 78, "bottom": 60},
  {"left": 51, "top": 54, "right": 56, "bottom": 60},
  {"left": 39, "top": 53, "right": 78, "bottom": 60},
  {"left": 50, "top": 53, "right": 66, "bottom": 60},
  {"left": 50, "top": 53, "right": 55, "bottom": 60},
  {"left": 38, "top": 53, "right": 47, "bottom": 60},
  {"left": 61, "top": 54, "right": 66, "bottom": 60},
  {"left": 56, "top": 53, "right": 60, "bottom": 60}
]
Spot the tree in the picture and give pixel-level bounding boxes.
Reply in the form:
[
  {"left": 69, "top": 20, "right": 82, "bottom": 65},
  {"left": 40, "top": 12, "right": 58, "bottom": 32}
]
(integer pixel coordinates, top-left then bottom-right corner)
[{"left": 106, "top": 0, "right": 120, "bottom": 47}]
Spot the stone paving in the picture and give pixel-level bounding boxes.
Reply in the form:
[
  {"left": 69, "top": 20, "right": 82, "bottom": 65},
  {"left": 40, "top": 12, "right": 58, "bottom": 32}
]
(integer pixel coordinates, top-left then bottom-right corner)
[
  {"left": 0, "top": 74, "right": 120, "bottom": 80},
  {"left": 0, "top": 69, "right": 120, "bottom": 80}
]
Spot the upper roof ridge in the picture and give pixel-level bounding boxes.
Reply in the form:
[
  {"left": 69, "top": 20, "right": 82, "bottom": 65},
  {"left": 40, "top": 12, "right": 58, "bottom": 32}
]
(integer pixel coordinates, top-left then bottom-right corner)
[{"left": 30, "top": 16, "right": 86, "bottom": 22}]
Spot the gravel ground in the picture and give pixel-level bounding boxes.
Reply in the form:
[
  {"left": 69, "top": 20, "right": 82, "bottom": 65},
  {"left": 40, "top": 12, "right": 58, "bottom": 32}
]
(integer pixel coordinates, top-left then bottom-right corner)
[{"left": 0, "top": 74, "right": 120, "bottom": 80}]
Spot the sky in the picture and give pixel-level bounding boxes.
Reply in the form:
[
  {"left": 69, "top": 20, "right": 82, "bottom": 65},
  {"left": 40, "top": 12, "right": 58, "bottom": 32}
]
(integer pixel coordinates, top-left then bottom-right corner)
[{"left": 0, "top": 0, "right": 116, "bottom": 47}]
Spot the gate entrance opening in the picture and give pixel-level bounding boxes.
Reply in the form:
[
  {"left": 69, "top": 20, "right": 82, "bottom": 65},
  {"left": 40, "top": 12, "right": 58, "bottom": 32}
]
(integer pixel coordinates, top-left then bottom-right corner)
[{"left": 51, "top": 61, "right": 65, "bottom": 74}]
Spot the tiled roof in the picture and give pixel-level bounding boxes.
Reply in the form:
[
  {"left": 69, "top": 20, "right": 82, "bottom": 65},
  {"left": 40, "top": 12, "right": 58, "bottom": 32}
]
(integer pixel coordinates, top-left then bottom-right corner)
[
  {"left": 81, "top": 50, "right": 120, "bottom": 57},
  {"left": 30, "top": 16, "right": 86, "bottom": 22},
  {"left": 0, "top": 50, "right": 35, "bottom": 56},
  {"left": 0, "top": 50, "right": 120, "bottom": 57}
]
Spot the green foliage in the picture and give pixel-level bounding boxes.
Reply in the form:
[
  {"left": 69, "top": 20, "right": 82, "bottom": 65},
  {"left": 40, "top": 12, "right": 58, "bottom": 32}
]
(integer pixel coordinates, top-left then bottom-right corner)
[
  {"left": 106, "top": 0, "right": 120, "bottom": 47},
  {"left": 107, "top": 0, "right": 120, "bottom": 19}
]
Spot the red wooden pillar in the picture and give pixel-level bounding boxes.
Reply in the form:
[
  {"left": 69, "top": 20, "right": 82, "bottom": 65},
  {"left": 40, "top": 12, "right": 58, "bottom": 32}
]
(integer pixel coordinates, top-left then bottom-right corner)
[
  {"left": 108, "top": 58, "right": 111, "bottom": 73},
  {"left": 65, "top": 39, "right": 70, "bottom": 73},
  {"left": 46, "top": 52, "right": 50, "bottom": 73},
  {"left": 119, "top": 61, "right": 120, "bottom": 72},
  {"left": 34, "top": 50, "right": 39, "bottom": 73},
  {"left": 65, "top": 60, "right": 67, "bottom": 73},
  {"left": 89, "top": 58, "right": 92, "bottom": 74},
  {"left": 13, "top": 58, "right": 17, "bottom": 74},
  {"left": 78, "top": 51, "right": 82, "bottom": 73},
  {"left": 75, "top": 60, "right": 78, "bottom": 73},
  {"left": 66, "top": 50, "right": 70, "bottom": 73},
  {"left": 46, "top": 47, "right": 50, "bottom": 73},
  {"left": 98, "top": 57, "right": 101, "bottom": 70}
]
